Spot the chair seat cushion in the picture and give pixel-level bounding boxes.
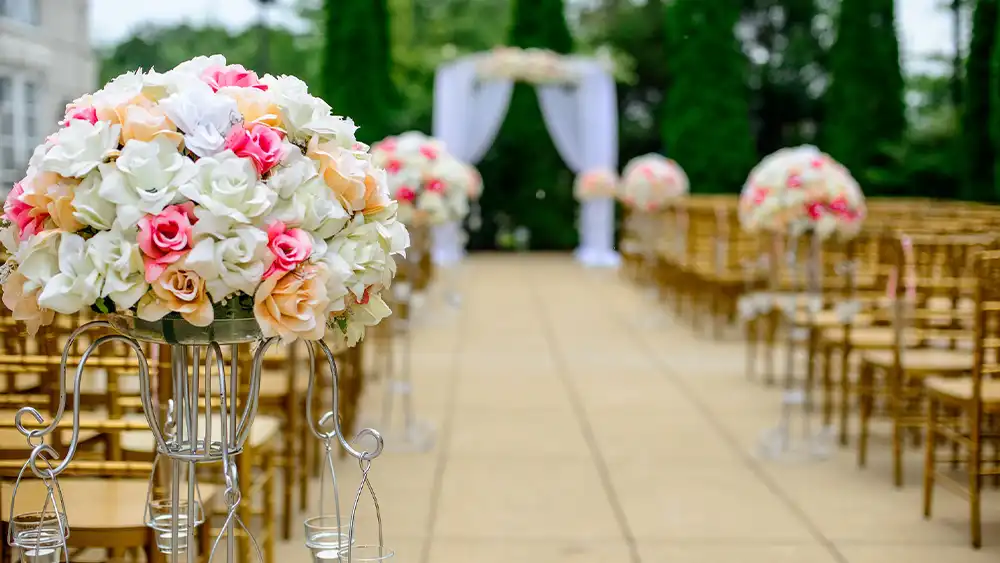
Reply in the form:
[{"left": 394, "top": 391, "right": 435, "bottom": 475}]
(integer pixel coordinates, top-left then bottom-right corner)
[
  {"left": 925, "top": 377, "right": 1000, "bottom": 408},
  {"left": 863, "top": 348, "right": 973, "bottom": 373}
]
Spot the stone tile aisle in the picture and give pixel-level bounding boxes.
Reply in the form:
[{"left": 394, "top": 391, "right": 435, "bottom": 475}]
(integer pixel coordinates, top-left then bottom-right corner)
[{"left": 277, "top": 255, "right": 1000, "bottom": 563}]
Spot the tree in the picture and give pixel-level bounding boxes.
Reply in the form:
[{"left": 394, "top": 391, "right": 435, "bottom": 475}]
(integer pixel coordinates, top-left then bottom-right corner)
[
  {"left": 320, "top": 0, "right": 398, "bottom": 143},
  {"left": 740, "top": 0, "right": 829, "bottom": 156},
  {"left": 474, "top": 0, "right": 577, "bottom": 250},
  {"left": 662, "top": 0, "right": 755, "bottom": 193},
  {"left": 824, "top": 0, "right": 905, "bottom": 195},
  {"left": 966, "top": 0, "right": 998, "bottom": 200}
]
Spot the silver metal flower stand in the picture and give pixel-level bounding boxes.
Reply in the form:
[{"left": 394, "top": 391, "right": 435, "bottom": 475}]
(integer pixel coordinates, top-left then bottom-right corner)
[{"left": 6, "top": 315, "right": 394, "bottom": 563}]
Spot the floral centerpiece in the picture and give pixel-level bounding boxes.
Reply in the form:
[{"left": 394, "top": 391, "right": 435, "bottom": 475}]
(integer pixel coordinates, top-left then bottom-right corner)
[
  {"left": 739, "top": 145, "right": 865, "bottom": 239},
  {"left": 0, "top": 55, "right": 408, "bottom": 346},
  {"left": 574, "top": 169, "right": 618, "bottom": 201},
  {"left": 476, "top": 47, "right": 578, "bottom": 85},
  {"left": 619, "top": 154, "right": 689, "bottom": 212},
  {"left": 370, "top": 132, "right": 470, "bottom": 226}
]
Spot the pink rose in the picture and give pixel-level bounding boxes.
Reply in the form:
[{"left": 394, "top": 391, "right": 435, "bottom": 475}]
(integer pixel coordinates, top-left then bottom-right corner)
[
  {"left": 805, "top": 201, "right": 824, "bottom": 220},
  {"left": 138, "top": 203, "right": 197, "bottom": 283},
  {"left": 4, "top": 182, "right": 47, "bottom": 240},
  {"left": 396, "top": 186, "right": 416, "bottom": 203},
  {"left": 787, "top": 174, "right": 803, "bottom": 189},
  {"left": 378, "top": 138, "right": 397, "bottom": 152},
  {"left": 419, "top": 145, "right": 438, "bottom": 160},
  {"left": 426, "top": 179, "right": 445, "bottom": 194},
  {"left": 225, "top": 123, "right": 285, "bottom": 176},
  {"left": 752, "top": 187, "right": 770, "bottom": 205},
  {"left": 60, "top": 106, "right": 98, "bottom": 127},
  {"left": 385, "top": 159, "right": 402, "bottom": 174},
  {"left": 202, "top": 64, "right": 268, "bottom": 92},
  {"left": 264, "top": 221, "right": 312, "bottom": 279}
]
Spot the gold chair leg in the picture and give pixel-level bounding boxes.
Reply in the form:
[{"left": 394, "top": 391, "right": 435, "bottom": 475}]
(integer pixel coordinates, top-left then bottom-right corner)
[
  {"left": 857, "top": 360, "right": 873, "bottom": 468},
  {"left": 839, "top": 346, "right": 852, "bottom": 446},
  {"left": 890, "top": 371, "right": 905, "bottom": 488},
  {"left": 923, "top": 396, "right": 937, "bottom": 519},
  {"left": 969, "top": 409, "right": 983, "bottom": 549},
  {"left": 821, "top": 344, "right": 834, "bottom": 427}
]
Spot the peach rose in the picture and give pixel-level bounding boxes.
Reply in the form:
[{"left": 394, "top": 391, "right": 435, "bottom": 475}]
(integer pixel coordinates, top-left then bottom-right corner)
[
  {"left": 254, "top": 263, "right": 330, "bottom": 341},
  {"left": 19, "top": 172, "right": 83, "bottom": 232},
  {"left": 1, "top": 271, "right": 55, "bottom": 336},
  {"left": 362, "top": 173, "right": 392, "bottom": 215},
  {"left": 137, "top": 266, "right": 214, "bottom": 327},
  {"left": 219, "top": 87, "right": 281, "bottom": 128},
  {"left": 306, "top": 136, "right": 367, "bottom": 211},
  {"left": 119, "top": 103, "right": 183, "bottom": 146}
]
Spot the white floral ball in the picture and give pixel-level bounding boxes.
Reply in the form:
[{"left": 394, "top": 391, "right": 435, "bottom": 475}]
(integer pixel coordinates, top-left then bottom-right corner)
[
  {"left": 619, "top": 154, "right": 688, "bottom": 211},
  {"left": 0, "top": 55, "right": 409, "bottom": 345}
]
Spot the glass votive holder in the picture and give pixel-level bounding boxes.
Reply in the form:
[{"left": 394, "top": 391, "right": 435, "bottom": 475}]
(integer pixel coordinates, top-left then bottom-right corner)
[
  {"left": 146, "top": 499, "right": 203, "bottom": 554},
  {"left": 304, "top": 515, "right": 353, "bottom": 561},
  {"left": 338, "top": 545, "right": 395, "bottom": 562},
  {"left": 10, "top": 512, "right": 66, "bottom": 563}
]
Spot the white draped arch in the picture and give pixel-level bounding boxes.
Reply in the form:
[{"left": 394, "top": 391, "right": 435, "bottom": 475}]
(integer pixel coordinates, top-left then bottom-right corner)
[{"left": 431, "top": 52, "right": 621, "bottom": 268}]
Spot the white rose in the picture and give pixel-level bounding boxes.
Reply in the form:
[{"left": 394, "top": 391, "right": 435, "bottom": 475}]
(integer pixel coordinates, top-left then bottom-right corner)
[
  {"left": 71, "top": 170, "right": 116, "bottom": 230},
  {"left": 416, "top": 191, "right": 450, "bottom": 225},
  {"left": 171, "top": 54, "right": 227, "bottom": 76},
  {"left": 268, "top": 153, "right": 350, "bottom": 238},
  {"left": 41, "top": 120, "right": 121, "bottom": 178},
  {"left": 15, "top": 231, "right": 61, "bottom": 293},
  {"left": 367, "top": 203, "right": 410, "bottom": 257},
  {"left": 37, "top": 233, "right": 101, "bottom": 314},
  {"left": 0, "top": 224, "right": 20, "bottom": 256},
  {"left": 321, "top": 215, "right": 395, "bottom": 308},
  {"left": 86, "top": 226, "right": 147, "bottom": 309},
  {"left": 180, "top": 150, "right": 275, "bottom": 224},
  {"left": 262, "top": 75, "right": 355, "bottom": 143},
  {"left": 98, "top": 137, "right": 196, "bottom": 228},
  {"left": 159, "top": 82, "right": 240, "bottom": 157},
  {"left": 90, "top": 70, "right": 145, "bottom": 115},
  {"left": 186, "top": 210, "right": 271, "bottom": 301}
]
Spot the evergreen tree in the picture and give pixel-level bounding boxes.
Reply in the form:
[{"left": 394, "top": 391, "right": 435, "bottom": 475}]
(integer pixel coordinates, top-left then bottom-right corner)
[
  {"left": 662, "top": 0, "right": 755, "bottom": 193},
  {"left": 824, "top": 0, "right": 905, "bottom": 195},
  {"left": 474, "top": 0, "right": 576, "bottom": 250},
  {"left": 320, "top": 0, "right": 398, "bottom": 143},
  {"left": 969, "top": 0, "right": 998, "bottom": 200}
]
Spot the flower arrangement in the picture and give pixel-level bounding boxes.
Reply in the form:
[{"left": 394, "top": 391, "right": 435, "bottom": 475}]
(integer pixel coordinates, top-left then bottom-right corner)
[
  {"left": 476, "top": 47, "right": 578, "bottom": 85},
  {"left": 0, "top": 55, "right": 409, "bottom": 345},
  {"left": 739, "top": 145, "right": 865, "bottom": 238},
  {"left": 370, "top": 132, "right": 470, "bottom": 226},
  {"left": 619, "top": 154, "right": 689, "bottom": 211},
  {"left": 574, "top": 169, "right": 618, "bottom": 201}
]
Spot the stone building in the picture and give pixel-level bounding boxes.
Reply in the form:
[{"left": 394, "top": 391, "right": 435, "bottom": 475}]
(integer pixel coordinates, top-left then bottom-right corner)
[{"left": 0, "top": 0, "right": 96, "bottom": 191}]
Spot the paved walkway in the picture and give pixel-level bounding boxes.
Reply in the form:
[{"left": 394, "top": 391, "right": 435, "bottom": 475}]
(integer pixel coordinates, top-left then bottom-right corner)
[{"left": 279, "top": 254, "right": 1000, "bottom": 562}]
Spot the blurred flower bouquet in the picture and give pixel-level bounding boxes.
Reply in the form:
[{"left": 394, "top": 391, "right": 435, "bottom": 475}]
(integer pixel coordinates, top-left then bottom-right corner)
[
  {"left": 739, "top": 145, "right": 865, "bottom": 239},
  {"left": 370, "top": 132, "right": 470, "bottom": 226},
  {"left": 476, "top": 47, "right": 578, "bottom": 85},
  {"left": 619, "top": 154, "right": 689, "bottom": 212},
  {"left": 574, "top": 169, "right": 618, "bottom": 201},
  {"left": 0, "top": 55, "right": 408, "bottom": 346}
]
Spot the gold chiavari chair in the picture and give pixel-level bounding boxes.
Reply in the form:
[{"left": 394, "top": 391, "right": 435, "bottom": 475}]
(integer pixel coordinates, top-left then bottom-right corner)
[
  {"left": 857, "top": 233, "right": 992, "bottom": 486},
  {"left": 923, "top": 249, "right": 1000, "bottom": 548}
]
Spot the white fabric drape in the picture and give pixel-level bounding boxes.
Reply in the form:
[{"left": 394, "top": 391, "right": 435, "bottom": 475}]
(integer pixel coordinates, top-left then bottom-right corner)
[
  {"left": 431, "top": 58, "right": 514, "bottom": 267},
  {"left": 433, "top": 58, "right": 514, "bottom": 165},
  {"left": 537, "top": 61, "right": 620, "bottom": 267}
]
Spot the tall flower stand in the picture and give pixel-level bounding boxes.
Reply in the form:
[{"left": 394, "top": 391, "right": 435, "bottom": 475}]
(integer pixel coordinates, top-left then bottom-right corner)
[
  {"left": 756, "top": 229, "right": 834, "bottom": 462},
  {"left": 5, "top": 316, "right": 396, "bottom": 563},
  {"left": 362, "top": 248, "right": 436, "bottom": 453},
  {"left": 431, "top": 220, "right": 465, "bottom": 310}
]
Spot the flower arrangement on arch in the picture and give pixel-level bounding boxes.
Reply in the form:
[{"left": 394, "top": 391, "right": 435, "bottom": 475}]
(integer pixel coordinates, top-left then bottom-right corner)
[
  {"left": 574, "top": 169, "right": 618, "bottom": 201},
  {"left": 0, "top": 55, "right": 409, "bottom": 346},
  {"left": 619, "top": 154, "right": 689, "bottom": 212},
  {"left": 476, "top": 47, "right": 578, "bottom": 85},
  {"left": 370, "top": 132, "right": 470, "bottom": 226},
  {"left": 739, "top": 145, "right": 865, "bottom": 239}
]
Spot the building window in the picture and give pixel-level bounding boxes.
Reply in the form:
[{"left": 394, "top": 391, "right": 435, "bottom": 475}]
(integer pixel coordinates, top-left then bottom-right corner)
[
  {"left": 0, "top": 0, "right": 40, "bottom": 26},
  {"left": 0, "top": 73, "right": 43, "bottom": 193}
]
